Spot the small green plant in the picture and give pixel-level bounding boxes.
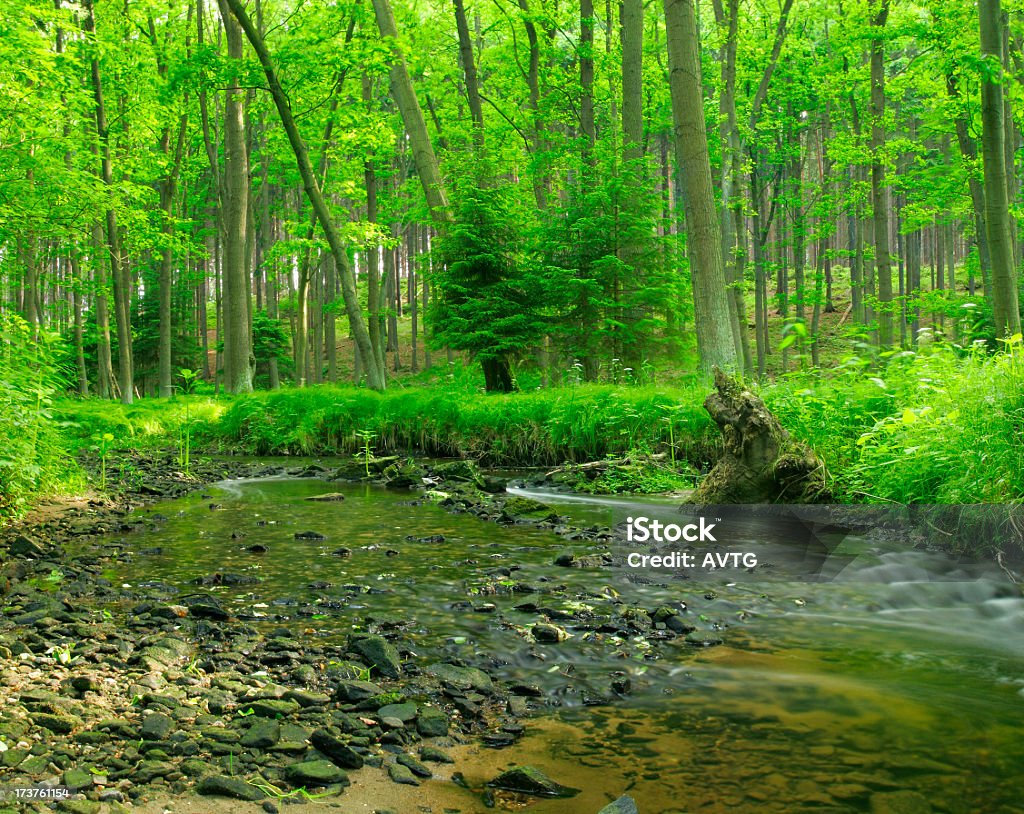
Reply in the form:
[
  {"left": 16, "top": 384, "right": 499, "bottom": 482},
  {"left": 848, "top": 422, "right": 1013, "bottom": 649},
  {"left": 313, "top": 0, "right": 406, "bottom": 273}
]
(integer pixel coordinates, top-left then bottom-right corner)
[
  {"left": 50, "top": 643, "right": 78, "bottom": 665},
  {"left": 176, "top": 368, "right": 200, "bottom": 475},
  {"left": 353, "top": 429, "right": 377, "bottom": 477},
  {"left": 91, "top": 432, "right": 115, "bottom": 490}
]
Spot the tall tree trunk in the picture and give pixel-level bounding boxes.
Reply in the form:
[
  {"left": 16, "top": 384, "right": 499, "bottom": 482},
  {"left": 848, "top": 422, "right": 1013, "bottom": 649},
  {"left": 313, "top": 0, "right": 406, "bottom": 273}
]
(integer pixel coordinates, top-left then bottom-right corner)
[
  {"left": 580, "top": 0, "right": 596, "bottom": 152},
  {"left": 217, "top": 0, "right": 254, "bottom": 393},
  {"left": 870, "top": 0, "right": 893, "bottom": 348},
  {"left": 664, "top": 0, "right": 737, "bottom": 371},
  {"left": 947, "top": 73, "right": 992, "bottom": 292},
  {"left": 226, "top": 0, "right": 385, "bottom": 389},
  {"left": 91, "top": 221, "right": 113, "bottom": 400},
  {"left": 980, "top": 0, "right": 1022, "bottom": 337},
  {"left": 371, "top": 0, "right": 450, "bottom": 220},
  {"left": 84, "top": 0, "right": 133, "bottom": 404},
  {"left": 453, "top": 0, "right": 485, "bottom": 151}
]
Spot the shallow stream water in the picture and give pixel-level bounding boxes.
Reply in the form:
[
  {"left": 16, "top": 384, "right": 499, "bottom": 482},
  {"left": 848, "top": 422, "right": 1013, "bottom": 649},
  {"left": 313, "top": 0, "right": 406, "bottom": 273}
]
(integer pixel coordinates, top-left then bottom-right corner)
[{"left": 93, "top": 475, "right": 1024, "bottom": 813}]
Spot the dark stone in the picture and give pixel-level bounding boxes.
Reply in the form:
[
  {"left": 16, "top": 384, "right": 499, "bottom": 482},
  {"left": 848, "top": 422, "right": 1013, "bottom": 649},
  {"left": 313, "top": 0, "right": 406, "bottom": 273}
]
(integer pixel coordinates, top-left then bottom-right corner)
[
  {"left": 349, "top": 635, "right": 401, "bottom": 678},
  {"left": 285, "top": 760, "right": 348, "bottom": 787},
  {"left": 334, "top": 680, "right": 382, "bottom": 703},
  {"left": 420, "top": 746, "right": 454, "bottom": 763},
  {"left": 532, "top": 623, "right": 568, "bottom": 643},
  {"left": 488, "top": 765, "right": 579, "bottom": 798},
  {"left": 416, "top": 707, "right": 448, "bottom": 737},
  {"left": 294, "top": 531, "right": 327, "bottom": 540},
  {"left": 388, "top": 762, "right": 420, "bottom": 786},
  {"left": 240, "top": 719, "right": 281, "bottom": 748},
  {"left": 310, "top": 730, "right": 364, "bottom": 770},
  {"left": 597, "top": 796, "right": 639, "bottom": 814},
  {"left": 32, "top": 712, "right": 79, "bottom": 734},
  {"left": 427, "top": 662, "right": 493, "bottom": 694},
  {"left": 241, "top": 699, "right": 300, "bottom": 718},
  {"left": 141, "top": 712, "right": 174, "bottom": 740},
  {"left": 396, "top": 754, "right": 432, "bottom": 778},
  {"left": 377, "top": 702, "right": 417, "bottom": 722},
  {"left": 10, "top": 535, "right": 45, "bottom": 558},
  {"left": 197, "top": 774, "right": 265, "bottom": 801}
]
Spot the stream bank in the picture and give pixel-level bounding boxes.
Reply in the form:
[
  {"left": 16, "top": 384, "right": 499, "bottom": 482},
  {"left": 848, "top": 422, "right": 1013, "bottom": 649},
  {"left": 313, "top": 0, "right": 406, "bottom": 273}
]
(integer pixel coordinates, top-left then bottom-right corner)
[{"left": 2, "top": 452, "right": 1023, "bottom": 814}]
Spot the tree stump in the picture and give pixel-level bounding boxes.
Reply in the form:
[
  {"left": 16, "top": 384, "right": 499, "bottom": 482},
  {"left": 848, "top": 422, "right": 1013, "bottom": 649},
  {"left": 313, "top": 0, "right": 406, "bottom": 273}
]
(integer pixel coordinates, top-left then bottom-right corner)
[{"left": 690, "top": 368, "right": 830, "bottom": 504}]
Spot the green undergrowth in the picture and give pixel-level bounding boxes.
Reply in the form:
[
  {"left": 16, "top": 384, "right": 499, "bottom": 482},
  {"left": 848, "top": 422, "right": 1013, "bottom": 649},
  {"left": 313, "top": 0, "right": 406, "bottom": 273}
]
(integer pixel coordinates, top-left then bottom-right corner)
[
  {"left": 55, "top": 397, "right": 225, "bottom": 452},
  {"left": 23, "top": 337, "right": 1024, "bottom": 535},
  {"left": 0, "top": 315, "right": 84, "bottom": 520},
  {"left": 213, "top": 384, "right": 719, "bottom": 467},
  {"left": 764, "top": 337, "right": 1024, "bottom": 504}
]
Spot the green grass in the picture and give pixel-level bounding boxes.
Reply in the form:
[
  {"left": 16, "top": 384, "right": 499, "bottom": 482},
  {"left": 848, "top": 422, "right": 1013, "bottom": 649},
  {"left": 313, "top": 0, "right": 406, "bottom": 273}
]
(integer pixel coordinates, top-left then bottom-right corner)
[{"left": 213, "top": 382, "right": 718, "bottom": 467}]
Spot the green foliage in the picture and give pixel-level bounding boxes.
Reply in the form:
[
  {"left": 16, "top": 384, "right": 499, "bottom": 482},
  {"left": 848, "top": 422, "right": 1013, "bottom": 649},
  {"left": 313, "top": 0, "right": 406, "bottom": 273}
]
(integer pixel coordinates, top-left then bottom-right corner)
[
  {"left": 430, "top": 173, "right": 542, "bottom": 367},
  {"left": 0, "top": 314, "right": 82, "bottom": 521},
  {"left": 765, "top": 338, "right": 1024, "bottom": 504},
  {"left": 215, "top": 383, "right": 717, "bottom": 466}
]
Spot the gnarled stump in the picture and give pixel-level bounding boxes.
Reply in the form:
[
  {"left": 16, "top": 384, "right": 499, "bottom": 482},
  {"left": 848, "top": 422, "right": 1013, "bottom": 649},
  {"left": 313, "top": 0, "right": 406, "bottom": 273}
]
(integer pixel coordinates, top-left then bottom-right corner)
[{"left": 690, "top": 369, "right": 829, "bottom": 504}]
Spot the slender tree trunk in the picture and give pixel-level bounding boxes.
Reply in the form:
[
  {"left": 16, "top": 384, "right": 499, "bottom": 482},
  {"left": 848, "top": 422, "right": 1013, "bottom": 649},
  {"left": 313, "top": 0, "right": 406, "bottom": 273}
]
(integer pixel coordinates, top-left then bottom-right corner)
[
  {"left": 980, "top": 0, "right": 1022, "bottom": 337},
  {"left": 453, "top": 0, "right": 485, "bottom": 151},
  {"left": 664, "top": 0, "right": 737, "bottom": 371},
  {"left": 84, "top": 0, "right": 133, "bottom": 403},
  {"left": 216, "top": 0, "right": 254, "bottom": 393},
  {"left": 371, "top": 0, "right": 449, "bottom": 220},
  {"left": 870, "top": 0, "right": 893, "bottom": 348},
  {"left": 580, "top": 0, "right": 596, "bottom": 152},
  {"left": 226, "top": 0, "right": 385, "bottom": 389},
  {"left": 91, "top": 221, "right": 113, "bottom": 399}
]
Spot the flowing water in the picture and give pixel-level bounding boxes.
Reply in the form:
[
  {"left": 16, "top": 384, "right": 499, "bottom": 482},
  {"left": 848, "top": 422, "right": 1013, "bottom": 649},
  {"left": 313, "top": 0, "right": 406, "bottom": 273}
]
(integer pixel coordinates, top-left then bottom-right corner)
[{"left": 92, "top": 474, "right": 1024, "bottom": 813}]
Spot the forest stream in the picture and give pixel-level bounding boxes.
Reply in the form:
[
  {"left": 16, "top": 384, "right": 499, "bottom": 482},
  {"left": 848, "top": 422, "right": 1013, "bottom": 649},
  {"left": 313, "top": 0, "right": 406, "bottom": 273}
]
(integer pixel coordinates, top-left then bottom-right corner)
[{"left": 69, "top": 473, "right": 1024, "bottom": 814}]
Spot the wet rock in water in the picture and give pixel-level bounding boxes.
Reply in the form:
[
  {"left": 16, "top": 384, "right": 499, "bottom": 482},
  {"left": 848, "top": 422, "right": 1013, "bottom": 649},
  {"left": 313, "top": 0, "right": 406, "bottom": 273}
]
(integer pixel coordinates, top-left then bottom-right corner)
[
  {"left": 869, "top": 791, "right": 933, "bottom": 814},
  {"left": 501, "top": 497, "right": 559, "bottom": 523},
  {"left": 597, "top": 796, "right": 639, "bottom": 814},
  {"left": 197, "top": 774, "right": 265, "bottom": 801},
  {"left": 684, "top": 630, "right": 724, "bottom": 647},
  {"left": 651, "top": 605, "right": 695, "bottom": 634},
  {"left": 388, "top": 762, "right": 420, "bottom": 786},
  {"left": 179, "top": 594, "right": 228, "bottom": 621},
  {"left": 427, "top": 662, "right": 494, "bottom": 694},
  {"left": 285, "top": 760, "right": 349, "bottom": 787},
  {"left": 240, "top": 719, "right": 281, "bottom": 748},
  {"left": 420, "top": 745, "right": 454, "bottom": 763},
  {"left": 487, "top": 765, "right": 580, "bottom": 798},
  {"left": 396, "top": 753, "right": 432, "bottom": 778},
  {"left": 295, "top": 530, "right": 327, "bottom": 540},
  {"left": 553, "top": 552, "right": 611, "bottom": 568},
  {"left": 405, "top": 534, "right": 445, "bottom": 543},
  {"left": 416, "top": 706, "right": 448, "bottom": 737},
  {"left": 140, "top": 712, "right": 174, "bottom": 740},
  {"left": 331, "top": 547, "right": 352, "bottom": 557},
  {"left": 532, "top": 623, "right": 569, "bottom": 643},
  {"left": 247, "top": 544, "right": 269, "bottom": 554},
  {"left": 349, "top": 634, "right": 402, "bottom": 678},
  {"left": 378, "top": 702, "right": 417, "bottom": 722},
  {"left": 304, "top": 492, "right": 346, "bottom": 502},
  {"left": 311, "top": 730, "right": 364, "bottom": 770},
  {"left": 432, "top": 460, "right": 484, "bottom": 485},
  {"left": 382, "top": 460, "right": 425, "bottom": 488},
  {"left": 193, "top": 572, "right": 260, "bottom": 586},
  {"left": 335, "top": 680, "right": 383, "bottom": 704},
  {"left": 480, "top": 475, "right": 506, "bottom": 493}
]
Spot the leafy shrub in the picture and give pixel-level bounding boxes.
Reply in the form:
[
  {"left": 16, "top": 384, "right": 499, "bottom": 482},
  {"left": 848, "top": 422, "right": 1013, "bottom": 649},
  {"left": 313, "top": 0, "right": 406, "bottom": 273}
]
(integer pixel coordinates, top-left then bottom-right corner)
[{"left": 0, "top": 315, "right": 81, "bottom": 519}]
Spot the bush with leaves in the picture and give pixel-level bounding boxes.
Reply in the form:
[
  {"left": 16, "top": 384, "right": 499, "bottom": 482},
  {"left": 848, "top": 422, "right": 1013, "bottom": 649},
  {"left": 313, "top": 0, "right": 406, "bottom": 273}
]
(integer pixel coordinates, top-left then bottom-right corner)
[{"left": 0, "top": 314, "right": 80, "bottom": 520}]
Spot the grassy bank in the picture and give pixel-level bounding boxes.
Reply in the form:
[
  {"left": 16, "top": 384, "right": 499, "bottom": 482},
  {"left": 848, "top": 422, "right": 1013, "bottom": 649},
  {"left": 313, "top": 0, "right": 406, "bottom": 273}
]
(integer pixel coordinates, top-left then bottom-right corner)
[{"left": 6, "top": 338, "right": 1023, "bottom": 527}]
